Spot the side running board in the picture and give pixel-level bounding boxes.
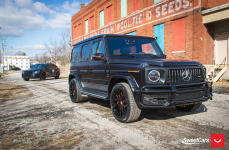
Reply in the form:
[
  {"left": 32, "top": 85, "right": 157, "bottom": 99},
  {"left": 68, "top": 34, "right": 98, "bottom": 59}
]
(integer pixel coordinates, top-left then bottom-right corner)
[{"left": 79, "top": 88, "right": 108, "bottom": 100}]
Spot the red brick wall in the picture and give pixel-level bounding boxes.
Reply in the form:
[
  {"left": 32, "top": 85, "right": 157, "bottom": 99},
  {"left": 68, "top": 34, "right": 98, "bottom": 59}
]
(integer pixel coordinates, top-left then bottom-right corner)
[
  {"left": 71, "top": 0, "right": 229, "bottom": 65},
  {"left": 207, "top": 0, "right": 229, "bottom": 8}
]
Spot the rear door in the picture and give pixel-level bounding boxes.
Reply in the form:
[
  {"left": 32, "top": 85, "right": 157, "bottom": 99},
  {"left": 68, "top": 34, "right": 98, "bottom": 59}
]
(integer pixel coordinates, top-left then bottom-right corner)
[
  {"left": 46, "top": 64, "right": 52, "bottom": 77},
  {"left": 78, "top": 43, "right": 91, "bottom": 88},
  {"left": 50, "top": 64, "right": 58, "bottom": 76}
]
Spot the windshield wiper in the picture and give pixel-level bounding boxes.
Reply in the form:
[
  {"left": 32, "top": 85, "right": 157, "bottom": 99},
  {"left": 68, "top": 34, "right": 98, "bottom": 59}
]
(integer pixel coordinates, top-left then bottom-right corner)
[{"left": 119, "top": 54, "right": 137, "bottom": 59}]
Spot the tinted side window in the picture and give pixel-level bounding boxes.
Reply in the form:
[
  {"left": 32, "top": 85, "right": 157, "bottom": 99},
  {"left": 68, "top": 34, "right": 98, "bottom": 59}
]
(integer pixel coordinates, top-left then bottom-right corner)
[
  {"left": 71, "top": 46, "right": 80, "bottom": 62},
  {"left": 80, "top": 44, "right": 90, "bottom": 62},
  {"left": 92, "top": 40, "right": 104, "bottom": 56},
  {"left": 47, "top": 65, "right": 52, "bottom": 68}
]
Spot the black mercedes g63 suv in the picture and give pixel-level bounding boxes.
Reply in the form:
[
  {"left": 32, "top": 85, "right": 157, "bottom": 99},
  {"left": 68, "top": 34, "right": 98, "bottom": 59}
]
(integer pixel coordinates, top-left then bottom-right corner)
[{"left": 68, "top": 34, "right": 212, "bottom": 123}]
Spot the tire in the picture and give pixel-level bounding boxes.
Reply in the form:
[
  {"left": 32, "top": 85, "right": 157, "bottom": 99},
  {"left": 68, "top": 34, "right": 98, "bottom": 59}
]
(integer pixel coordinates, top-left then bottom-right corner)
[
  {"left": 55, "top": 72, "right": 60, "bottom": 79},
  {"left": 110, "top": 82, "right": 141, "bottom": 123},
  {"left": 23, "top": 78, "right": 29, "bottom": 81},
  {"left": 40, "top": 72, "right": 46, "bottom": 80},
  {"left": 176, "top": 103, "right": 202, "bottom": 112},
  {"left": 69, "top": 78, "right": 84, "bottom": 103}
]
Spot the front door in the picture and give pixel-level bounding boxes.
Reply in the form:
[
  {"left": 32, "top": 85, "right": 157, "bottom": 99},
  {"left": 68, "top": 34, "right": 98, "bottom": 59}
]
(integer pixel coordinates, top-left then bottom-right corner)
[
  {"left": 88, "top": 39, "right": 108, "bottom": 91},
  {"left": 215, "top": 34, "right": 229, "bottom": 64}
]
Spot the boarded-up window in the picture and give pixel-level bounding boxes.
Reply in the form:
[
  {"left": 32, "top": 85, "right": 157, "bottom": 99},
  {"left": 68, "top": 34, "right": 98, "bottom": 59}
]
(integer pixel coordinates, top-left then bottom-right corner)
[
  {"left": 121, "top": 0, "right": 127, "bottom": 18},
  {"left": 172, "top": 18, "right": 185, "bottom": 51},
  {"left": 107, "top": 5, "right": 112, "bottom": 24},
  {"left": 78, "top": 24, "right": 81, "bottom": 37},
  {"left": 142, "top": 44, "right": 150, "bottom": 53},
  {"left": 85, "top": 20, "right": 88, "bottom": 34},
  {"left": 100, "top": 10, "right": 104, "bottom": 27},
  {"left": 132, "top": 0, "right": 139, "bottom": 12},
  {"left": 90, "top": 16, "right": 94, "bottom": 31}
]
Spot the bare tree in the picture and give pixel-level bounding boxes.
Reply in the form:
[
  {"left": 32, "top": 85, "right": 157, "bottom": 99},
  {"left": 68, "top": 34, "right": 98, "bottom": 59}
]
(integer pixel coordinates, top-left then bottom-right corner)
[
  {"left": 60, "top": 29, "right": 72, "bottom": 62},
  {"left": 34, "top": 53, "right": 39, "bottom": 62},
  {"left": 44, "top": 38, "right": 62, "bottom": 64},
  {"left": 40, "top": 52, "right": 50, "bottom": 63},
  {"left": 15, "top": 51, "right": 26, "bottom": 56}
]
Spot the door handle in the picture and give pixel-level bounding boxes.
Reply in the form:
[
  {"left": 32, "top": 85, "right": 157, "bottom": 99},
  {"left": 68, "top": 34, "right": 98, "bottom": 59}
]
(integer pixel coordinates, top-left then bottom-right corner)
[{"left": 89, "top": 70, "right": 93, "bottom": 73}]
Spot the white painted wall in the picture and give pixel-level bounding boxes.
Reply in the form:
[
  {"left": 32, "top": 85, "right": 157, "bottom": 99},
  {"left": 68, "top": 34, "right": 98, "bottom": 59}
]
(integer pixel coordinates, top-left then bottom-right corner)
[{"left": 4, "top": 56, "right": 30, "bottom": 70}]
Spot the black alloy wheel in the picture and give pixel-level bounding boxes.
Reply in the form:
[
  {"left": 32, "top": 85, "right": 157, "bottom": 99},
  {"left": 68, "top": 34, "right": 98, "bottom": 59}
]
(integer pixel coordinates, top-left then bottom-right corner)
[
  {"left": 110, "top": 82, "right": 141, "bottom": 123},
  {"left": 23, "top": 78, "right": 29, "bottom": 81},
  {"left": 111, "top": 88, "right": 128, "bottom": 119},
  {"left": 176, "top": 103, "right": 202, "bottom": 112},
  {"left": 69, "top": 78, "right": 84, "bottom": 103},
  {"left": 40, "top": 73, "right": 46, "bottom": 80},
  {"left": 55, "top": 72, "right": 60, "bottom": 79}
]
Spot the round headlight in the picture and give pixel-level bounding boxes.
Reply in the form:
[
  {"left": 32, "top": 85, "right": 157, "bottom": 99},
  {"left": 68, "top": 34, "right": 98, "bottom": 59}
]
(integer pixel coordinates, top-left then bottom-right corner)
[{"left": 148, "top": 70, "right": 160, "bottom": 82}]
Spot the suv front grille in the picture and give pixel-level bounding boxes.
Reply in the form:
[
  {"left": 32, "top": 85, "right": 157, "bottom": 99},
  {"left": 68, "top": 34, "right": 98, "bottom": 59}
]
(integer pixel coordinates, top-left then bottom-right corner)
[
  {"left": 167, "top": 68, "right": 202, "bottom": 83},
  {"left": 176, "top": 91, "right": 205, "bottom": 101}
]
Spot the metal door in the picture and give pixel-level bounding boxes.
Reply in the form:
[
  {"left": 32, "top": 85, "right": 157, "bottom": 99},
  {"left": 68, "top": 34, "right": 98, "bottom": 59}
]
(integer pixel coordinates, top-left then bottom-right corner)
[{"left": 215, "top": 35, "right": 228, "bottom": 64}]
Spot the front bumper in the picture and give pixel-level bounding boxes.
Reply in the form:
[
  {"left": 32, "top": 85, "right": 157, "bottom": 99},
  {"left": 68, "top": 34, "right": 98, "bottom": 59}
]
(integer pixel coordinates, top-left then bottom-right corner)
[
  {"left": 22, "top": 73, "right": 41, "bottom": 79},
  {"left": 133, "top": 82, "right": 212, "bottom": 108}
]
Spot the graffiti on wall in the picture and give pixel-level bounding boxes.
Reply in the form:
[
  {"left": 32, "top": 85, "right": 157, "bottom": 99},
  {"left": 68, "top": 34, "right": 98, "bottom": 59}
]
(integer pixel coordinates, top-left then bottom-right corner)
[{"left": 73, "top": 0, "right": 195, "bottom": 44}]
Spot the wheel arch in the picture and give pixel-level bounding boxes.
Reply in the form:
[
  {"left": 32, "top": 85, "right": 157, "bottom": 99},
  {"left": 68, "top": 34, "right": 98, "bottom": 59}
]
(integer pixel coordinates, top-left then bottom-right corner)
[
  {"left": 108, "top": 74, "right": 139, "bottom": 94},
  {"left": 68, "top": 73, "right": 82, "bottom": 89}
]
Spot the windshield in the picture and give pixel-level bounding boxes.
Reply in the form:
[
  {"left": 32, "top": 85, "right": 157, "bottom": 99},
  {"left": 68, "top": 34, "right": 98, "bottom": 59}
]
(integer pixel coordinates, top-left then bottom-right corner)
[
  {"left": 31, "top": 64, "right": 46, "bottom": 68},
  {"left": 107, "top": 37, "right": 163, "bottom": 56}
]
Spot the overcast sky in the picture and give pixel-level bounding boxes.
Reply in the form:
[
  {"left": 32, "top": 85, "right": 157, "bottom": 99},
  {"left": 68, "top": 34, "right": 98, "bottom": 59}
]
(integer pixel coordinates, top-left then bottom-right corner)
[{"left": 0, "top": 0, "right": 91, "bottom": 57}]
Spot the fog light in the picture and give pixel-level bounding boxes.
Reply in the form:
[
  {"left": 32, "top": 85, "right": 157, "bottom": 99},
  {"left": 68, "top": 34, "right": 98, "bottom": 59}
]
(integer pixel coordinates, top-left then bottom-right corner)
[{"left": 142, "top": 94, "right": 168, "bottom": 106}]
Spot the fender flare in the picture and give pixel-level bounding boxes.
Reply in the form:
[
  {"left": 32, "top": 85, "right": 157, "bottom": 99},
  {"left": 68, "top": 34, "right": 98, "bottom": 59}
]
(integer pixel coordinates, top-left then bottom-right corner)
[
  {"left": 108, "top": 74, "right": 139, "bottom": 93},
  {"left": 68, "top": 73, "right": 83, "bottom": 89}
]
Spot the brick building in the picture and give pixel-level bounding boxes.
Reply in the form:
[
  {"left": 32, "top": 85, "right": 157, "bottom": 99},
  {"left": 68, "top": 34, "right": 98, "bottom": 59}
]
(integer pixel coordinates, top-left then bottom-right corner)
[{"left": 71, "top": 0, "right": 229, "bottom": 67}]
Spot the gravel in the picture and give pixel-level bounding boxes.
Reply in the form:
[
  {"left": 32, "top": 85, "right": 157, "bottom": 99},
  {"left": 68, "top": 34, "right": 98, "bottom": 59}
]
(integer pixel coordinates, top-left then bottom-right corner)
[{"left": 0, "top": 71, "right": 228, "bottom": 149}]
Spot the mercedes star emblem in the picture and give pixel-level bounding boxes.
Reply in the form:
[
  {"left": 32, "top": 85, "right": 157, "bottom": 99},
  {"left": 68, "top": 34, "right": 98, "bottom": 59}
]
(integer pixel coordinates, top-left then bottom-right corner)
[{"left": 182, "top": 69, "right": 191, "bottom": 82}]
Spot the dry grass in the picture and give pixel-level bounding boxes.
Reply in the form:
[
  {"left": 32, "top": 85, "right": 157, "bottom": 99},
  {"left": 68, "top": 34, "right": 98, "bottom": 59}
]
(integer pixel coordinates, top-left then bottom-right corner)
[
  {"left": 0, "top": 83, "right": 33, "bottom": 99},
  {"left": 0, "top": 123, "right": 83, "bottom": 150}
]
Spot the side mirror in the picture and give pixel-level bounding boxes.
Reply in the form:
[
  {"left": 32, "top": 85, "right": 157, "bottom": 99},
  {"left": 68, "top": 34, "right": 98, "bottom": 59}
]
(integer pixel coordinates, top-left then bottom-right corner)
[
  {"left": 92, "top": 53, "right": 104, "bottom": 60},
  {"left": 163, "top": 54, "right": 167, "bottom": 58}
]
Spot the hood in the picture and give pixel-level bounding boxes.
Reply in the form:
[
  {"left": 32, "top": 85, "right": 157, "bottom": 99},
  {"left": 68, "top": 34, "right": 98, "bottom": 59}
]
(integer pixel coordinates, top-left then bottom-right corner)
[{"left": 109, "top": 59, "right": 200, "bottom": 66}]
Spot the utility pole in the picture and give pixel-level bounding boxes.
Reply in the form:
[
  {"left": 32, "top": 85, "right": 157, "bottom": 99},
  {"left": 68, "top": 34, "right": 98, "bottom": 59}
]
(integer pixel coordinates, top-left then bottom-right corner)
[
  {"left": 1, "top": 38, "right": 5, "bottom": 73},
  {"left": 11, "top": 46, "right": 12, "bottom": 70}
]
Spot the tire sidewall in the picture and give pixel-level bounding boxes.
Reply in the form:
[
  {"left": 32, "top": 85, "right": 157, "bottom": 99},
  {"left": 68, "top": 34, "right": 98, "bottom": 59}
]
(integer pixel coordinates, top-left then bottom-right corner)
[
  {"left": 110, "top": 83, "right": 131, "bottom": 122},
  {"left": 40, "top": 72, "right": 46, "bottom": 80},
  {"left": 55, "top": 72, "right": 59, "bottom": 79},
  {"left": 69, "top": 78, "right": 83, "bottom": 103},
  {"left": 69, "top": 78, "right": 77, "bottom": 102}
]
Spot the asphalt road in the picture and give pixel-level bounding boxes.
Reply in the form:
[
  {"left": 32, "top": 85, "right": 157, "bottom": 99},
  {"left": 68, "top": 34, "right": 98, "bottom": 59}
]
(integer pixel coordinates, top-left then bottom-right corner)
[{"left": 0, "top": 71, "right": 228, "bottom": 149}]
